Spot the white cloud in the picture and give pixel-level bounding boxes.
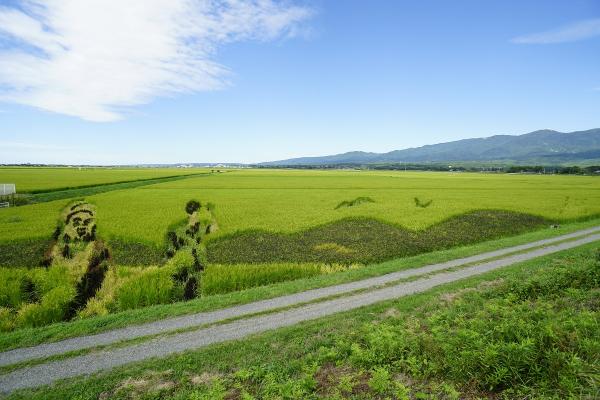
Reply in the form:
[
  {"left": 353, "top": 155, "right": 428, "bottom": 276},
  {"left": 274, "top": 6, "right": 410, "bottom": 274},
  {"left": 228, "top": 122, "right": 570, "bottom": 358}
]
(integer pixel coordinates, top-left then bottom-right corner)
[
  {"left": 0, "top": 0, "right": 312, "bottom": 121},
  {"left": 512, "top": 18, "right": 600, "bottom": 44}
]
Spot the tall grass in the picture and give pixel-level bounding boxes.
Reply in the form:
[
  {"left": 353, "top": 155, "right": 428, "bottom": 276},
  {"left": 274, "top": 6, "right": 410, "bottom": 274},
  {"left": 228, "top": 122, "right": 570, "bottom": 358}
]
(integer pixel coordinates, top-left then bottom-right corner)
[
  {"left": 0, "top": 269, "right": 26, "bottom": 309},
  {"left": 115, "top": 266, "right": 175, "bottom": 311},
  {"left": 201, "top": 263, "right": 323, "bottom": 295},
  {"left": 15, "top": 285, "right": 76, "bottom": 328}
]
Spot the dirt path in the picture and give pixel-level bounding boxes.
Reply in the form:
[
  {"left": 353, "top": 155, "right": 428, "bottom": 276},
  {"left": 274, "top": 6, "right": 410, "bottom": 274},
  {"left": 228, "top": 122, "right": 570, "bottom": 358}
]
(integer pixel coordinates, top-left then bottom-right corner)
[{"left": 1, "top": 231, "right": 599, "bottom": 394}]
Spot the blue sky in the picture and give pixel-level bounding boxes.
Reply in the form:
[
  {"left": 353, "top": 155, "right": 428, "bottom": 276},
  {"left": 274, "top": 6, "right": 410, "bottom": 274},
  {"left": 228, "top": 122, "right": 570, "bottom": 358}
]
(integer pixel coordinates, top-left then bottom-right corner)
[{"left": 1, "top": 0, "right": 599, "bottom": 164}]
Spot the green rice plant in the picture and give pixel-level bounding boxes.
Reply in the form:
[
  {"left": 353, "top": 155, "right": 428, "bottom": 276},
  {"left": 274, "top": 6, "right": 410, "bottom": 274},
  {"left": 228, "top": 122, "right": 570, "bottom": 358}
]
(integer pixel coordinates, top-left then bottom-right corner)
[
  {"left": 0, "top": 238, "right": 54, "bottom": 268},
  {"left": 107, "top": 238, "right": 165, "bottom": 266},
  {"left": 0, "top": 268, "right": 28, "bottom": 309},
  {"left": 14, "top": 285, "right": 76, "bottom": 328},
  {"left": 6, "top": 169, "right": 600, "bottom": 248},
  {"left": 0, "top": 166, "right": 206, "bottom": 193},
  {"left": 115, "top": 267, "right": 175, "bottom": 311},
  {"left": 78, "top": 265, "right": 143, "bottom": 318},
  {"left": 19, "top": 276, "right": 39, "bottom": 304},
  {"left": 167, "top": 248, "right": 196, "bottom": 281},
  {"left": 28, "top": 263, "right": 77, "bottom": 299},
  {"left": 207, "top": 210, "right": 548, "bottom": 265},
  {"left": 0, "top": 307, "right": 13, "bottom": 332},
  {"left": 201, "top": 263, "right": 323, "bottom": 295}
]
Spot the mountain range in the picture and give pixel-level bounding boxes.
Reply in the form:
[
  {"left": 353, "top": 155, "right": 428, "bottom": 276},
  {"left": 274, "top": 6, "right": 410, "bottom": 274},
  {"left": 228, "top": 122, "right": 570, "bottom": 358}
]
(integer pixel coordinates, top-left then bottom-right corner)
[{"left": 261, "top": 128, "right": 600, "bottom": 166}]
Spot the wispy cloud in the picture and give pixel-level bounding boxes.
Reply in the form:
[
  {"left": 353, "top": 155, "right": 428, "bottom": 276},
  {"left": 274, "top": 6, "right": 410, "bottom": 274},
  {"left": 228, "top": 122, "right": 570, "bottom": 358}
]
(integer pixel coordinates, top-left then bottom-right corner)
[
  {"left": 0, "top": 1, "right": 313, "bottom": 122},
  {"left": 512, "top": 18, "right": 600, "bottom": 44}
]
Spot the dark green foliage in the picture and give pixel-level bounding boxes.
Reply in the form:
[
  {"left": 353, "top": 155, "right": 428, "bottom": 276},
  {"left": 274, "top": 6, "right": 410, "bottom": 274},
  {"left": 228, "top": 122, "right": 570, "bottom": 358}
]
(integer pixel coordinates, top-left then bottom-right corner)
[
  {"left": 191, "top": 247, "right": 204, "bottom": 271},
  {"left": 414, "top": 197, "right": 433, "bottom": 208},
  {"left": 70, "top": 202, "right": 85, "bottom": 211},
  {"left": 166, "top": 231, "right": 179, "bottom": 251},
  {"left": 183, "top": 276, "right": 198, "bottom": 300},
  {"left": 0, "top": 239, "right": 53, "bottom": 268},
  {"left": 185, "top": 199, "right": 201, "bottom": 215},
  {"left": 62, "top": 244, "right": 72, "bottom": 259},
  {"left": 19, "top": 277, "right": 39, "bottom": 304},
  {"left": 172, "top": 266, "right": 189, "bottom": 283},
  {"left": 51, "top": 225, "right": 62, "bottom": 240},
  {"left": 63, "top": 233, "right": 71, "bottom": 243},
  {"left": 334, "top": 196, "right": 375, "bottom": 210},
  {"left": 108, "top": 239, "right": 164, "bottom": 266},
  {"left": 186, "top": 222, "right": 200, "bottom": 237},
  {"left": 40, "top": 241, "right": 55, "bottom": 268},
  {"left": 65, "top": 209, "right": 92, "bottom": 224},
  {"left": 207, "top": 210, "right": 548, "bottom": 265},
  {"left": 76, "top": 226, "right": 87, "bottom": 238}
]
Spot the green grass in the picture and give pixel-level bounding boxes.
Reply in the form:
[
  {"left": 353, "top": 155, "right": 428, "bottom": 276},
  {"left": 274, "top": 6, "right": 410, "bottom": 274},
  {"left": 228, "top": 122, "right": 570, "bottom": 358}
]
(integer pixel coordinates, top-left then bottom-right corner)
[
  {"left": 2, "top": 169, "right": 600, "bottom": 246},
  {"left": 0, "top": 217, "right": 598, "bottom": 353},
  {"left": 207, "top": 210, "right": 549, "bottom": 264},
  {"left": 202, "top": 263, "right": 324, "bottom": 295},
  {"left": 0, "top": 167, "right": 209, "bottom": 193},
  {"left": 6, "top": 243, "right": 599, "bottom": 400}
]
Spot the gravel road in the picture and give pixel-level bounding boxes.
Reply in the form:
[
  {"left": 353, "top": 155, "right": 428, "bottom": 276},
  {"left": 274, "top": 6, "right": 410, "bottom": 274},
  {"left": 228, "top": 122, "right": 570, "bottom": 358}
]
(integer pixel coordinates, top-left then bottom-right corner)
[
  {"left": 2, "top": 225, "right": 599, "bottom": 368},
  {"left": 1, "top": 231, "right": 599, "bottom": 394}
]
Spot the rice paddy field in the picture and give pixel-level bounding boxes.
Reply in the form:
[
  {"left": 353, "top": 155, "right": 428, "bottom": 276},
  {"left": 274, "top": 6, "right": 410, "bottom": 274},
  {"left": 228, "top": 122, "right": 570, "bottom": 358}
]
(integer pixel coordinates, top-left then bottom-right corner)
[
  {"left": 1, "top": 167, "right": 600, "bottom": 331},
  {"left": 1, "top": 167, "right": 205, "bottom": 193}
]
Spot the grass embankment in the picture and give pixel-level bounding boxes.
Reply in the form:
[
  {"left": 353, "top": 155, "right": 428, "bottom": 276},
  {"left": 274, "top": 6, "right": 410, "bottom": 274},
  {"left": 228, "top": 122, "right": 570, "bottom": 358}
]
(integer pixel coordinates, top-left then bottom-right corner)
[
  {"left": 0, "top": 218, "right": 598, "bottom": 353},
  {"left": 6, "top": 243, "right": 599, "bottom": 399}
]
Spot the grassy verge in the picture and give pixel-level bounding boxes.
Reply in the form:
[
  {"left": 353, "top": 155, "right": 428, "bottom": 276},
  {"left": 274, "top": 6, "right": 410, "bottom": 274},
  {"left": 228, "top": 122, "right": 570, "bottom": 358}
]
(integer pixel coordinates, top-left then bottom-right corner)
[
  {"left": 5, "top": 243, "right": 599, "bottom": 399},
  {"left": 1, "top": 217, "right": 599, "bottom": 353}
]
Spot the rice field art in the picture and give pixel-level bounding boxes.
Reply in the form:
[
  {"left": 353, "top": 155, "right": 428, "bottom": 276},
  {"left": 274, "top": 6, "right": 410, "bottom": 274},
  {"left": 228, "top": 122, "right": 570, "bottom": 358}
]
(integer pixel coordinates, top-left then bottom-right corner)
[{"left": 1, "top": 167, "right": 600, "bottom": 330}]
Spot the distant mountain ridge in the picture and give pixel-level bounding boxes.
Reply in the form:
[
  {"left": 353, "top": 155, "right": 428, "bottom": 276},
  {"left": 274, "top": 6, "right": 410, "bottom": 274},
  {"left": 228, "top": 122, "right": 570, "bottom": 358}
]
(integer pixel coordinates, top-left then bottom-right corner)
[{"left": 261, "top": 129, "right": 600, "bottom": 166}]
